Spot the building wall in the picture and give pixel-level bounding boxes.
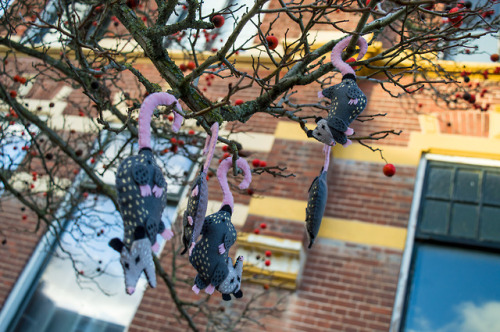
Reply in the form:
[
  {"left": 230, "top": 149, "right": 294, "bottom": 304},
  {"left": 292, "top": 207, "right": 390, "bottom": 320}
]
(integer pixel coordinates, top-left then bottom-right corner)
[{"left": 1, "top": 1, "right": 500, "bottom": 331}]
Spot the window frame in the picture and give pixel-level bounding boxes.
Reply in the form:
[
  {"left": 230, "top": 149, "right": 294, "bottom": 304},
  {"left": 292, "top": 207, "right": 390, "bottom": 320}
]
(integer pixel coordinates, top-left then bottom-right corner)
[
  {"left": 390, "top": 153, "right": 500, "bottom": 332},
  {"left": 0, "top": 129, "right": 200, "bottom": 331}
]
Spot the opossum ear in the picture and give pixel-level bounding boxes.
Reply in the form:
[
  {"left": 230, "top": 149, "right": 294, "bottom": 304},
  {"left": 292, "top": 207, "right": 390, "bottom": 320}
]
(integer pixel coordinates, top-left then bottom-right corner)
[
  {"left": 109, "top": 238, "right": 124, "bottom": 252},
  {"left": 222, "top": 293, "right": 232, "bottom": 301},
  {"left": 134, "top": 226, "right": 146, "bottom": 240}
]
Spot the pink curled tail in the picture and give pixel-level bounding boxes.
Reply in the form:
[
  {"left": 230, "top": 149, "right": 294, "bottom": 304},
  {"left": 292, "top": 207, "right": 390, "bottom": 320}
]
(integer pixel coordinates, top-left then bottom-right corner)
[
  {"left": 203, "top": 123, "right": 219, "bottom": 172},
  {"left": 323, "top": 144, "right": 331, "bottom": 170},
  {"left": 171, "top": 102, "right": 184, "bottom": 133},
  {"left": 330, "top": 35, "right": 368, "bottom": 76},
  {"left": 138, "top": 92, "right": 183, "bottom": 149},
  {"left": 217, "top": 158, "right": 234, "bottom": 210},
  {"left": 236, "top": 158, "right": 252, "bottom": 189}
]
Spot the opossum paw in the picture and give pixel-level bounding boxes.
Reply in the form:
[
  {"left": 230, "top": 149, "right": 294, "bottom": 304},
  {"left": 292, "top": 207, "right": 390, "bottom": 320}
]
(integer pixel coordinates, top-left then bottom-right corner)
[
  {"left": 342, "top": 139, "right": 352, "bottom": 148},
  {"left": 218, "top": 243, "right": 226, "bottom": 255},
  {"left": 205, "top": 284, "right": 215, "bottom": 295},
  {"left": 344, "top": 127, "right": 354, "bottom": 136},
  {"left": 192, "top": 285, "right": 200, "bottom": 295},
  {"left": 191, "top": 185, "right": 199, "bottom": 197},
  {"left": 188, "top": 242, "right": 196, "bottom": 256},
  {"left": 318, "top": 91, "right": 324, "bottom": 99},
  {"left": 188, "top": 216, "right": 194, "bottom": 226},
  {"left": 161, "top": 229, "right": 174, "bottom": 241},
  {"left": 152, "top": 185, "right": 163, "bottom": 198},
  {"left": 139, "top": 184, "right": 152, "bottom": 197},
  {"left": 151, "top": 242, "right": 160, "bottom": 253},
  {"left": 348, "top": 98, "right": 359, "bottom": 105}
]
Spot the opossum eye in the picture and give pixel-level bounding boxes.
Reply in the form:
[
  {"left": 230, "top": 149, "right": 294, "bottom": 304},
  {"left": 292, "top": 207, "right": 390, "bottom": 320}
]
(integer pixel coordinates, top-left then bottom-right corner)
[
  {"left": 147, "top": 160, "right": 152, "bottom": 164},
  {"left": 124, "top": 262, "right": 130, "bottom": 269},
  {"left": 135, "top": 256, "right": 140, "bottom": 263}
]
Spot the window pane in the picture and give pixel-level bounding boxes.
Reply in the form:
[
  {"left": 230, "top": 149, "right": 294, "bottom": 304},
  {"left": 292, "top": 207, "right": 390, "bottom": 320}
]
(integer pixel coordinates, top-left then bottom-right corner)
[
  {"left": 426, "top": 167, "right": 452, "bottom": 199},
  {"left": 454, "top": 169, "right": 480, "bottom": 203},
  {"left": 420, "top": 199, "right": 449, "bottom": 235},
  {"left": 403, "top": 244, "right": 500, "bottom": 332},
  {"left": 483, "top": 172, "right": 500, "bottom": 206},
  {"left": 450, "top": 203, "right": 478, "bottom": 239},
  {"left": 480, "top": 206, "right": 500, "bottom": 242}
]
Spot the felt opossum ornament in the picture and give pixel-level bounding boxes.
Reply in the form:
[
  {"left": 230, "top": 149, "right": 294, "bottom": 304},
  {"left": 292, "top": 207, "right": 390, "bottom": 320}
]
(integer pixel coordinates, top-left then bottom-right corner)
[
  {"left": 189, "top": 157, "right": 251, "bottom": 301},
  {"left": 181, "top": 122, "right": 219, "bottom": 256},
  {"left": 307, "top": 35, "right": 368, "bottom": 147},
  {"left": 109, "top": 92, "right": 184, "bottom": 295},
  {"left": 305, "top": 145, "right": 331, "bottom": 248}
]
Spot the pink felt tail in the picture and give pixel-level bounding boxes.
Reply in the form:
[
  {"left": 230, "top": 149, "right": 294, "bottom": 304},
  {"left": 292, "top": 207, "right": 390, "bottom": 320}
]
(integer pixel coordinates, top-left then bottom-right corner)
[
  {"left": 139, "top": 92, "right": 183, "bottom": 149},
  {"left": 171, "top": 102, "right": 184, "bottom": 133},
  {"left": 217, "top": 157, "right": 252, "bottom": 210},
  {"left": 203, "top": 123, "right": 219, "bottom": 172},
  {"left": 330, "top": 35, "right": 368, "bottom": 76},
  {"left": 323, "top": 144, "right": 331, "bottom": 170},
  {"left": 236, "top": 158, "right": 252, "bottom": 189}
]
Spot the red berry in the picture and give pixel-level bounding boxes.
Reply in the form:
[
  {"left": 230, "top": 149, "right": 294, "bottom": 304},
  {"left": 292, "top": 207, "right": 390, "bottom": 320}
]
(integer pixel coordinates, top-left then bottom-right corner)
[
  {"left": 222, "top": 145, "right": 228, "bottom": 152},
  {"left": 266, "top": 35, "right": 279, "bottom": 50},
  {"left": 13, "top": 75, "right": 20, "bottom": 82},
  {"left": 346, "top": 57, "right": 358, "bottom": 70},
  {"left": 10, "top": 91, "right": 17, "bottom": 98},
  {"left": 90, "top": 158, "right": 95, "bottom": 164},
  {"left": 179, "top": 64, "right": 187, "bottom": 72},
  {"left": 383, "top": 164, "right": 396, "bottom": 177},
  {"left": 178, "top": 140, "right": 185, "bottom": 146},
  {"left": 247, "top": 188, "right": 254, "bottom": 195},
  {"left": 264, "top": 260, "right": 271, "bottom": 266},
  {"left": 260, "top": 222, "right": 267, "bottom": 229},
  {"left": 254, "top": 228, "right": 260, "bottom": 234},
  {"left": 83, "top": 192, "right": 89, "bottom": 198},
  {"left": 252, "top": 159, "right": 260, "bottom": 167},
  {"left": 491, "top": 54, "right": 499, "bottom": 62},
  {"left": 22, "top": 214, "right": 27, "bottom": 220},
  {"left": 223, "top": 152, "right": 230, "bottom": 159},
  {"left": 234, "top": 99, "right": 244, "bottom": 106},
  {"left": 263, "top": 284, "right": 270, "bottom": 290},
  {"left": 171, "top": 144, "right": 178, "bottom": 153},
  {"left": 259, "top": 160, "right": 267, "bottom": 167},
  {"left": 79, "top": 111, "right": 84, "bottom": 117},
  {"left": 211, "top": 15, "right": 225, "bottom": 28},
  {"left": 170, "top": 137, "right": 177, "bottom": 144},
  {"left": 126, "top": 0, "right": 139, "bottom": 9},
  {"left": 188, "top": 129, "right": 195, "bottom": 135},
  {"left": 168, "top": 115, "right": 174, "bottom": 122},
  {"left": 187, "top": 61, "right": 196, "bottom": 70},
  {"left": 265, "top": 250, "right": 272, "bottom": 257}
]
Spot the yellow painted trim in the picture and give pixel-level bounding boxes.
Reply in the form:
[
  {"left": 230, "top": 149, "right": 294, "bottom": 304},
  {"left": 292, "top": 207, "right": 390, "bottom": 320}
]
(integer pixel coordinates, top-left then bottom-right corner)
[
  {"left": 242, "top": 265, "right": 298, "bottom": 290},
  {"left": 249, "top": 195, "right": 406, "bottom": 250},
  {"left": 249, "top": 195, "right": 306, "bottom": 222},
  {"left": 319, "top": 217, "right": 407, "bottom": 250},
  {"left": 274, "top": 118, "right": 500, "bottom": 165}
]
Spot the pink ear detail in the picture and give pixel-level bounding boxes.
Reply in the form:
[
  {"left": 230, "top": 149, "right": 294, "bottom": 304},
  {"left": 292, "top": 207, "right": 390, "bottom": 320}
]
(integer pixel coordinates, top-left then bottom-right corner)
[{"left": 318, "top": 91, "right": 324, "bottom": 99}]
